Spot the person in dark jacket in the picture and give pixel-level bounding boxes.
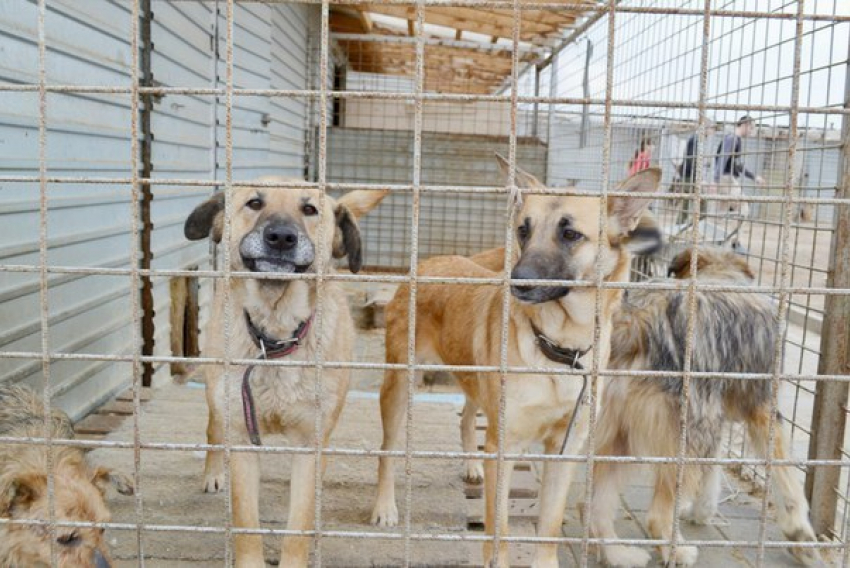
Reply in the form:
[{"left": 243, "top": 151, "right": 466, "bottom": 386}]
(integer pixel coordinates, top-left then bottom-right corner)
[
  {"left": 712, "top": 115, "right": 765, "bottom": 217},
  {"left": 676, "top": 123, "right": 715, "bottom": 223}
]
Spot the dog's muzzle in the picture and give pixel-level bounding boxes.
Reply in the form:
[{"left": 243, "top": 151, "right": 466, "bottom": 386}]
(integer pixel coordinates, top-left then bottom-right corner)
[
  {"left": 510, "top": 263, "right": 571, "bottom": 304},
  {"left": 239, "top": 219, "right": 315, "bottom": 274},
  {"left": 94, "top": 550, "right": 111, "bottom": 568}
]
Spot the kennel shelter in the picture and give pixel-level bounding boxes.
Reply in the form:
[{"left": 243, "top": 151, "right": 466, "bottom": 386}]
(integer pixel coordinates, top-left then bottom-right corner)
[{"left": 1, "top": 0, "right": 850, "bottom": 566}]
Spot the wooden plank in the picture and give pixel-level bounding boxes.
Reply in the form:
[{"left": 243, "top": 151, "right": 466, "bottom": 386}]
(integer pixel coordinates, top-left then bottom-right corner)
[
  {"left": 116, "top": 387, "right": 153, "bottom": 402},
  {"left": 74, "top": 414, "right": 126, "bottom": 435},
  {"left": 96, "top": 400, "right": 136, "bottom": 416},
  {"left": 359, "top": 5, "right": 562, "bottom": 44}
]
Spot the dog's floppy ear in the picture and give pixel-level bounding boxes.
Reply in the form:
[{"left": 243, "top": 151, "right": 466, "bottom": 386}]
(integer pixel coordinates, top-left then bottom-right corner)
[
  {"left": 495, "top": 153, "right": 544, "bottom": 190},
  {"left": 623, "top": 211, "right": 663, "bottom": 255},
  {"left": 184, "top": 192, "right": 225, "bottom": 243},
  {"left": 608, "top": 167, "right": 661, "bottom": 235},
  {"left": 0, "top": 473, "right": 43, "bottom": 516},
  {"left": 332, "top": 204, "right": 363, "bottom": 273},
  {"left": 91, "top": 467, "right": 135, "bottom": 497},
  {"left": 336, "top": 189, "right": 388, "bottom": 220}
]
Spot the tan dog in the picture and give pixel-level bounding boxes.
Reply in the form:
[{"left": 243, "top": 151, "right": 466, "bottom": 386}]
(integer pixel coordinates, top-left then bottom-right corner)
[
  {"left": 588, "top": 246, "right": 819, "bottom": 567},
  {"left": 184, "top": 179, "right": 386, "bottom": 568},
  {"left": 0, "top": 385, "right": 133, "bottom": 568},
  {"left": 371, "top": 158, "right": 660, "bottom": 567}
]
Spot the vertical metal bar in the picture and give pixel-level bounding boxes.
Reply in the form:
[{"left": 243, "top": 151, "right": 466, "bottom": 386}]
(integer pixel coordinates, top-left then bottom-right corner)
[
  {"left": 579, "top": 38, "right": 592, "bottom": 149},
  {"left": 580, "top": 2, "right": 617, "bottom": 565},
  {"left": 221, "top": 0, "right": 235, "bottom": 563},
  {"left": 532, "top": 64, "right": 540, "bottom": 139},
  {"left": 312, "top": 2, "right": 332, "bottom": 563},
  {"left": 490, "top": 1, "right": 522, "bottom": 564},
  {"left": 756, "top": 2, "right": 806, "bottom": 563},
  {"left": 129, "top": 0, "right": 146, "bottom": 561},
  {"left": 402, "top": 3, "right": 425, "bottom": 566},
  {"left": 35, "top": 0, "right": 56, "bottom": 564},
  {"left": 139, "top": 0, "right": 155, "bottom": 387},
  {"left": 806, "top": 36, "right": 850, "bottom": 540}
]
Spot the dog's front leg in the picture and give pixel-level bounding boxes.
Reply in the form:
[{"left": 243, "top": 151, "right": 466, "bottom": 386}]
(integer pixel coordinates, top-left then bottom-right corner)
[
  {"left": 532, "top": 422, "right": 588, "bottom": 568},
  {"left": 203, "top": 374, "right": 226, "bottom": 493},
  {"left": 232, "top": 450, "right": 265, "bottom": 567},
  {"left": 280, "top": 452, "right": 321, "bottom": 568},
  {"left": 483, "top": 435, "right": 517, "bottom": 568}
]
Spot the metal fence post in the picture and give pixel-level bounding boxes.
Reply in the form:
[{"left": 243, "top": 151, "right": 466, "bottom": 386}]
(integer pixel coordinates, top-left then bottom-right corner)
[{"left": 805, "top": 43, "right": 850, "bottom": 538}]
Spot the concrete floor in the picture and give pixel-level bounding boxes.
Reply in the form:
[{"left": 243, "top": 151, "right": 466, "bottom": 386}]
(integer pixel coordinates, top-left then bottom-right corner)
[{"left": 88, "top": 326, "right": 837, "bottom": 566}]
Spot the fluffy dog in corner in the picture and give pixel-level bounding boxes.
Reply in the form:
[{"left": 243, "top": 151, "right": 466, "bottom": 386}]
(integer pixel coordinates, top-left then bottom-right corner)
[
  {"left": 0, "top": 386, "right": 133, "bottom": 568},
  {"left": 588, "top": 246, "right": 820, "bottom": 567}
]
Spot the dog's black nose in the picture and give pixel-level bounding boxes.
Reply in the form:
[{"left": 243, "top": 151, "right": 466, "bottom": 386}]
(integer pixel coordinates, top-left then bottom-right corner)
[
  {"left": 263, "top": 223, "right": 299, "bottom": 251},
  {"left": 510, "top": 264, "right": 538, "bottom": 293}
]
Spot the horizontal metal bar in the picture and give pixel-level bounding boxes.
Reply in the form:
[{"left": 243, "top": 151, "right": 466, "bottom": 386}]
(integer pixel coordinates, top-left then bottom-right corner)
[
  {"left": 0, "top": 264, "right": 845, "bottom": 297},
  {"left": 0, "top": 515, "right": 842, "bottom": 549},
  {"left": 0, "top": 434, "right": 846, "bottom": 468},
  {"left": 1, "top": 350, "right": 847, "bottom": 384},
  {"left": 0, "top": 84, "right": 847, "bottom": 115}
]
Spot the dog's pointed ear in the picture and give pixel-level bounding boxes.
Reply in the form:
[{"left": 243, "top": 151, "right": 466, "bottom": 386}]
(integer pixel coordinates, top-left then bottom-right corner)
[
  {"left": 184, "top": 192, "right": 225, "bottom": 243},
  {"left": 332, "top": 204, "right": 362, "bottom": 273},
  {"left": 623, "top": 211, "right": 663, "bottom": 256},
  {"left": 667, "top": 247, "right": 695, "bottom": 278},
  {"left": 608, "top": 167, "right": 661, "bottom": 235},
  {"left": 494, "top": 153, "right": 544, "bottom": 190},
  {"left": 335, "top": 189, "right": 388, "bottom": 220},
  {"left": 91, "top": 467, "right": 135, "bottom": 497},
  {"left": 0, "top": 473, "right": 43, "bottom": 516}
]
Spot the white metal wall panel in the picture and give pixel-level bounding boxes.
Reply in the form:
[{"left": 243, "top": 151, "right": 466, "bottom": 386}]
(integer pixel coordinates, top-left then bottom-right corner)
[
  {"left": 0, "top": 0, "right": 136, "bottom": 420},
  {"left": 270, "top": 4, "right": 309, "bottom": 177},
  {"left": 0, "top": 0, "right": 311, "bottom": 414}
]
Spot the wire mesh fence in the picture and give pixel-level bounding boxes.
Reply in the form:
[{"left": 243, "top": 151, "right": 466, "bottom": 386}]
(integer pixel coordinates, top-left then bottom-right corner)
[{"left": 0, "top": 0, "right": 849, "bottom": 566}]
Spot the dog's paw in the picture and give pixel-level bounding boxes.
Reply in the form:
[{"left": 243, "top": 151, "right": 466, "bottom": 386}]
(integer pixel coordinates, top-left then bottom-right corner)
[
  {"left": 661, "top": 545, "right": 698, "bottom": 566},
  {"left": 371, "top": 500, "right": 399, "bottom": 527},
  {"left": 781, "top": 509, "right": 822, "bottom": 565},
  {"left": 464, "top": 460, "right": 484, "bottom": 484},
  {"left": 601, "top": 545, "right": 651, "bottom": 567},
  {"left": 203, "top": 469, "right": 226, "bottom": 493},
  {"left": 684, "top": 502, "right": 717, "bottom": 525},
  {"left": 786, "top": 527, "right": 822, "bottom": 566}
]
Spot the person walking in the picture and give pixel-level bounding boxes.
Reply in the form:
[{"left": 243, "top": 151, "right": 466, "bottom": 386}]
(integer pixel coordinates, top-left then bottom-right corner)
[
  {"left": 712, "top": 115, "right": 765, "bottom": 217},
  {"left": 676, "top": 124, "right": 716, "bottom": 223}
]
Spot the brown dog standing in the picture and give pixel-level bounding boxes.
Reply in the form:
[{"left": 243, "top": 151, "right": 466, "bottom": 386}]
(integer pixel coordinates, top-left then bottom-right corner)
[
  {"left": 371, "top": 158, "right": 660, "bottom": 567},
  {"left": 185, "top": 179, "right": 385, "bottom": 568}
]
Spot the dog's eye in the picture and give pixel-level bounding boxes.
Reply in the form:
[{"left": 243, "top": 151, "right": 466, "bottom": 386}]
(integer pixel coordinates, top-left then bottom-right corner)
[
  {"left": 57, "top": 532, "right": 81, "bottom": 547},
  {"left": 245, "top": 198, "right": 264, "bottom": 211},
  {"left": 302, "top": 203, "right": 318, "bottom": 216},
  {"left": 516, "top": 224, "right": 529, "bottom": 240},
  {"left": 562, "top": 228, "right": 582, "bottom": 242}
]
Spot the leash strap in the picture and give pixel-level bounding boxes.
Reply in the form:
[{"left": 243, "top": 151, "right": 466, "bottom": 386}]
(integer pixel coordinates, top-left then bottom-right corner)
[
  {"left": 530, "top": 324, "right": 591, "bottom": 456},
  {"left": 241, "top": 312, "right": 314, "bottom": 446},
  {"left": 242, "top": 366, "right": 262, "bottom": 446}
]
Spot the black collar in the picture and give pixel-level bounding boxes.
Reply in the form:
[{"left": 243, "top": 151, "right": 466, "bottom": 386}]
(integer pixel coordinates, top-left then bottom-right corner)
[
  {"left": 244, "top": 310, "right": 313, "bottom": 359},
  {"left": 531, "top": 323, "right": 590, "bottom": 369}
]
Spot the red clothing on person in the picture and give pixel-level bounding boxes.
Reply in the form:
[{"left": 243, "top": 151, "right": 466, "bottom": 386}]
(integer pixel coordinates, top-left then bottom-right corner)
[{"left": 628, "top": 150, "right": 652, "bottom": 176}]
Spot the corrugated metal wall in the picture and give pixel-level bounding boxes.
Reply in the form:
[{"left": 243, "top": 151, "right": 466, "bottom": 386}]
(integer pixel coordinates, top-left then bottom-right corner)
[
  {"left": 0, "top": 1, "right": 312, "bottom": 419},
  {"left": 327, "top": 127, "right": 547, "bottom": 268}
]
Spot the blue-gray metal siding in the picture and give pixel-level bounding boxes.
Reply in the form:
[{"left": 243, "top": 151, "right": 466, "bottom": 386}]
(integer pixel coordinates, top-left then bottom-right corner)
[{"left": 0, "top": 1, "right": 310, "bottom": 418}]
